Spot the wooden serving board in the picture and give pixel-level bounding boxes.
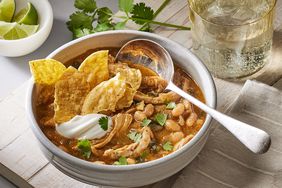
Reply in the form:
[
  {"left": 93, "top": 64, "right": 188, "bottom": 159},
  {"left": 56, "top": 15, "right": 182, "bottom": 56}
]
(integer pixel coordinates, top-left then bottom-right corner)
[{"left": 1, "top": 0, "right": 282, "bottom": 187}]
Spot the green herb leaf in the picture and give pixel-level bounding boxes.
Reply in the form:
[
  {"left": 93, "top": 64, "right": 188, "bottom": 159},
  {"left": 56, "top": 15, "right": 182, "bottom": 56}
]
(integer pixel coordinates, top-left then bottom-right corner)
[
  {"left": 139, "top": 24, "right": 151, "bottom": 32},
  {"left": 95, "top": 22, "right": 113, "bottom": 32},
  {"left": 99, "top": 116, "right": 109, "bottom": 131},
  {"left": 114, "top": 156, "right": 128, "bottom": 165},
  {"left": 131, "top": 3, "right": 154, "bottom": 25},
  {"left": 118, "top": 0, "right": 134, "bottom": 13},
  {"left": 97, "top": 7, "right": 113, "bottom": 24},
  {"left": 67, "top": 11, "right": 94, "bottom": 31},
  {"left": 114, "top": 21, "right": 126, "bottom": 30},
  {"left": 163, "top": 141, "right": 173, "bottom": 151},
  {"left": 141, "top": 118, "right": 151, "bottom": 127},
  {"left": 154, "top": 113, "right": 167, "bottom": 126},
  {"left": 73, "top": 28, "right": 94, "bottom": 39},
  {"left": 74, "top": 0, "right": 97, "bottom": 13},
  {"left": 166, "top": 102, "right": 176, "bottom": 109},
  {"left": 127, "top": 131, "right": 142, "bottom": 143},
  {"left": 140, "top": 151, "right": 148, "bottom": 159},
  {"left": 77, "top": 139, "right": 92, "bottom": 158}
]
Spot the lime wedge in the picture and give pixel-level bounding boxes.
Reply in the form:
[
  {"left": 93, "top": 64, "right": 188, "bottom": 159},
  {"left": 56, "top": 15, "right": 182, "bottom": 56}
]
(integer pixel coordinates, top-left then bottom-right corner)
[
  {"left": 0, "top": 21, "right": 38, "bottom": 40},
  {"left": 13, "top": 2, "right": 38, "bottom": 25},
  {"left": 0, "top": 0, "right": 15, "bottom": 22}
]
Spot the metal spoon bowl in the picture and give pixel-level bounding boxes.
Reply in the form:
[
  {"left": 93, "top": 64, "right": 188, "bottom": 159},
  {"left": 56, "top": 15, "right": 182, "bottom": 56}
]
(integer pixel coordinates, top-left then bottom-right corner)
[{"left": 116, "top": 39, "right": 271, "bottom": 154}]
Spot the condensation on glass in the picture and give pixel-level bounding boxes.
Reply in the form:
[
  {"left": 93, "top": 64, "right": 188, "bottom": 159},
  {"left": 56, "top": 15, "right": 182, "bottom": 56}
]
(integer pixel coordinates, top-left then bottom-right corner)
[{"left": 188, "top": 0, "right": 276, "bottom": 80}]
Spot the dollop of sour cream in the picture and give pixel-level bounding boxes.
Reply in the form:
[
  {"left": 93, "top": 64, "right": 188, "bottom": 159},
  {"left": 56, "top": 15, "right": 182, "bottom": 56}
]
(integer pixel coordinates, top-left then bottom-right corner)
[{"left": 56, "top": 114, "right": 112, "bottom": 140}]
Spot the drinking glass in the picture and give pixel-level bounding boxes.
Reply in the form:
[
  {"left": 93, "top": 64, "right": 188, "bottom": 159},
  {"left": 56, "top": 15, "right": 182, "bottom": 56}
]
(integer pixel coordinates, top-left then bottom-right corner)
[{"left": 188, "top": 0, "right": 276, "bottom": 80}]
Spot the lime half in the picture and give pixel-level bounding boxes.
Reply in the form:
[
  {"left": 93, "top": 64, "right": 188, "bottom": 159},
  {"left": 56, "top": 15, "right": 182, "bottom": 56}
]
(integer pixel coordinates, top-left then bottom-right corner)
[
  {"left": 0, "top": 0, "right": 15, "bottom": 22},
  {"left": 14, "top": 2, "right": 38, "bottom": 25},
  {"left": 0, "top": 21, "right": 38, "bottom": 40}
]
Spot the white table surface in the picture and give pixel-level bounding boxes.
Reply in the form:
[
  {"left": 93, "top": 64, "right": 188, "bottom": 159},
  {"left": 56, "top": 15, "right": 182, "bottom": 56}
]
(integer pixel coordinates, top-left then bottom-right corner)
[{"left": 0, "top": 0, "right": 118, "bottom": 100}]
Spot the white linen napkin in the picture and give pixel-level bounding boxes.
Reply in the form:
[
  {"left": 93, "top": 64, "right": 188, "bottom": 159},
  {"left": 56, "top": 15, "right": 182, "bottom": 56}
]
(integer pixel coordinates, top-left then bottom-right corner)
[{"left": 153, "top": 80, "right": 282, "bottom": 188}]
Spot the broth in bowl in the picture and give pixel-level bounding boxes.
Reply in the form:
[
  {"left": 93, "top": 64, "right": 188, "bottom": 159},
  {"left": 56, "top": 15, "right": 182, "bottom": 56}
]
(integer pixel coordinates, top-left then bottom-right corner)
[{"left": 31, "top": 48, "right": 205, "bottom": 165}]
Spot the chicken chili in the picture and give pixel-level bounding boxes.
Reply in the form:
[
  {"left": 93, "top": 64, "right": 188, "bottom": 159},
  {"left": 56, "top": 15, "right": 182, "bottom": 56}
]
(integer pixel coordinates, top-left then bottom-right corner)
[{"left": 31, "top": 48, "right": 205, "bottom": 165}]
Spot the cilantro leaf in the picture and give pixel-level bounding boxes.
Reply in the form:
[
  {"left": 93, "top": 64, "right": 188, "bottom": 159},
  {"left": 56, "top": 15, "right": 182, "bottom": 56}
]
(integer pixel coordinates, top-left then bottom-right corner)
[
  {"left": 163, "top": 141, "right": 173, "bottom": 151},
  {"left": 131, "top": 3, "right": 154, "bottom": 25},
  {"left": 118, "top": 0, "right": 134, "bottom": 13},
  {"left": 97, "top": 7, "right": 113, "bottom": 24},
  {"left": 73, "top": 28, "right": 94, "bottom": 39},
  {"left": 141, "top": 118, "right": 151, "bottom": 127},
  {"left": 99, "top": 116, "right": 109, "bottom": 131},
  {"left": 67, "top": 11, "right": 94, "bottom": 31},
  {"left": 114, "top": 21, "right": 126, "bottom": 30},
  {"left": 77, "top": 139, "right": 92, "bottom": 158},
  {"left": 166, "top": 102, "right": 176, "bottom": 109},
  {"left": 154, "top": 113, "right": 167, "bottom": 126},
  {"left": 114, "top": 156, "right": 128, "bottom": 165},
  {"left": 128, "top": 131, "right": 142, "bottom": 143},
  {"left": 95, "top": 23, "right": 113, "bottom": 32},
  {"left": 74, "top": 0, "right": 97, "bottom": 13}
]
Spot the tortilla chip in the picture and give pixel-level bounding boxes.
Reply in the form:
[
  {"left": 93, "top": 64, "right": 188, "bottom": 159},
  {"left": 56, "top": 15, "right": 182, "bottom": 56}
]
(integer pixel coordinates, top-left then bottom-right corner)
[
  {"left": 78, "top": 50, "right": 109, "bottom": 88},
  {"left": 54, "top": 67, "right": 90, "bottom": 123},
  {"left": 116, "top": 86, "right": 136, "bottom": 110},
  {"left": 29, "top": 59, "right": 66, "bottom": 85},
  {"left": 82, "top": 73, "right": 127, "bottom": 114},
  {"left": 110, "top": 64, "right": 142, "bottom": 90}
]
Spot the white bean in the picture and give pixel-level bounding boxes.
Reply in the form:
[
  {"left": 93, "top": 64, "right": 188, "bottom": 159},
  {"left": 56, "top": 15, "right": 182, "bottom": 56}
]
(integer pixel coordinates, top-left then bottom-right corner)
[
  {"left": 165, "top": 119, "right": 181, "bottom": 132},
  {"left": 172, "top": 103, "right": 185, "bottom": 117}
]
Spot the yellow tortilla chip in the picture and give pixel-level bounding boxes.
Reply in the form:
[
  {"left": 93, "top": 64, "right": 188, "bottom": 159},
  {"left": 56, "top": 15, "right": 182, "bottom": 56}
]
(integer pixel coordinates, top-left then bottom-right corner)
[
  {"left": 78, "top": 50, "right": 109, "bottom": 88},
  {"left": 82, "top": 73, "right": 127, "bottom": 115},
  {"left": 110, "top": 64, "right": 142, "bottom": 90},
  {"left": 29, "top": 59, "right": 66, "bottom": 85},
  {"left": 54, "top": 67, "right": 90, "bottom": 123},
  {"left": 116, "top": 86, "right": 136, "bottom": 110}
]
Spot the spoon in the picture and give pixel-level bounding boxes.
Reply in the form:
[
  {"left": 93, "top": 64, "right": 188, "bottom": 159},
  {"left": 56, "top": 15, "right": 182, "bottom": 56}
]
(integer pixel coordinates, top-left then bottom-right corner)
[{"left": 116, "top": 39, "right": 271, "bottom": 154}]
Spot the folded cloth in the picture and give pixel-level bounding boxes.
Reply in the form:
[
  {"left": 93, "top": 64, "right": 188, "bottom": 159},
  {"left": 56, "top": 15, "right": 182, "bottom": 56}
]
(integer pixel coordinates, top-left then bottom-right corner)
[{"left": 154, "top": 80, "right": 282, "bottom": 188}]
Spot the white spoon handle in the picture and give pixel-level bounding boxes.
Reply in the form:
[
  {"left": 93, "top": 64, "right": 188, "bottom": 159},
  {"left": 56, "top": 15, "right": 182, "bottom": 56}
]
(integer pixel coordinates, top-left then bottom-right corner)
[{"left": 167, "top": 82, "right": 271, "bottom": 154}]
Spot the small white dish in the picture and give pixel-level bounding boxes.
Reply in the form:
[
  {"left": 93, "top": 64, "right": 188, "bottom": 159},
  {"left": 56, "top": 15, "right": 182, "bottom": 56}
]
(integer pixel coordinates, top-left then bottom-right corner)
[{"left": 0, "top": 0, "right": 53, "bottom": 57}]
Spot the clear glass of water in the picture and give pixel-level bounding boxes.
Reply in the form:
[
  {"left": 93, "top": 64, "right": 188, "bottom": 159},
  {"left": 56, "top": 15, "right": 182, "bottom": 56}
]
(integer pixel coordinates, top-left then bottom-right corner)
[{"left": 188, "top": 0, "right": 276, "bottom": 80}]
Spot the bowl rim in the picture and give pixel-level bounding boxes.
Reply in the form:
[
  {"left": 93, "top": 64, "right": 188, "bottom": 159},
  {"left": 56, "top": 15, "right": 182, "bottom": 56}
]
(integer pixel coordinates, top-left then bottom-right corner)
[
  {"left": 0, "top": 0, "right": 53, "bottom": 43},
  {"left": 26, "top": 30, "right": 217, "bottom": 172}
]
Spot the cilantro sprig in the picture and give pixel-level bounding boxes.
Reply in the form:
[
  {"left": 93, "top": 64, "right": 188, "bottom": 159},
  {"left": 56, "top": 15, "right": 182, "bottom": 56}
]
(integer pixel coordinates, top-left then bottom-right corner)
[
  {"left": 67, "top": 0, "right": 190, "bottom": 39},
  {"left": 98, "top": 116, "right": 109, "bottom": 131},
  {"left": 77, "top": 139, "right": 92, "bottom": 159}
]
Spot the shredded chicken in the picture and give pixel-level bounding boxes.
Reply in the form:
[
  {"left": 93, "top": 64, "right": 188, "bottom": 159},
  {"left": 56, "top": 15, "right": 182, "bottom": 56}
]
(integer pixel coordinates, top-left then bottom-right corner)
[
  {"left": 141, "top": 76, "right": 167, "bottom": 93},
  {"left": 103, "top": 126, "right": 153, "bottom": 159},
  {"left": 134, "top": 91, "right": 181, "bottom": 104},
  {"left": 92, "top": 114, "right": 132, "bottom": 149},
  {"left": 173, "top": 134, "right": 194, "bottom": 151}
]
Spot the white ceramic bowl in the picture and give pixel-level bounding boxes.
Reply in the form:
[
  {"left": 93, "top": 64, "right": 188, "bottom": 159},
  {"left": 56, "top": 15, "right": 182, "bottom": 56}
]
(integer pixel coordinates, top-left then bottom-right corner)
[
  {"left": 0, "top": 0, "right": 53, "bottom": 57},
  {"left": 26, "top": 30, "right": 216, "bottom": 187}
]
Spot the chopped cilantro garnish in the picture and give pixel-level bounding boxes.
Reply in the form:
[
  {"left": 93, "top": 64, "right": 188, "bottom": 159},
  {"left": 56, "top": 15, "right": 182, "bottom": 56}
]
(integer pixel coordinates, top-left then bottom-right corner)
[
  {"left": 77, "top": 139, "right": 92, "bottom": 159},
  {"left": 162, "top": 141, "right": 173, "bottom": 151},
  {"left": 114, "top": 156, "right": 128, "bottom": 165},
  {"left": 154, "top": 113, "right": 167, "bottom": 126},
  {"left": 141, "top": 118, "right": 151, "bottom": 127},
  {"left": 99, "top": 116, "right": 108, "bottom": 131},
  {"left": 127, "top": 131, "right": 142, "bottom": 143},
  {"left": 166, "top": 102, "right": 176, "bottom": 109}
]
